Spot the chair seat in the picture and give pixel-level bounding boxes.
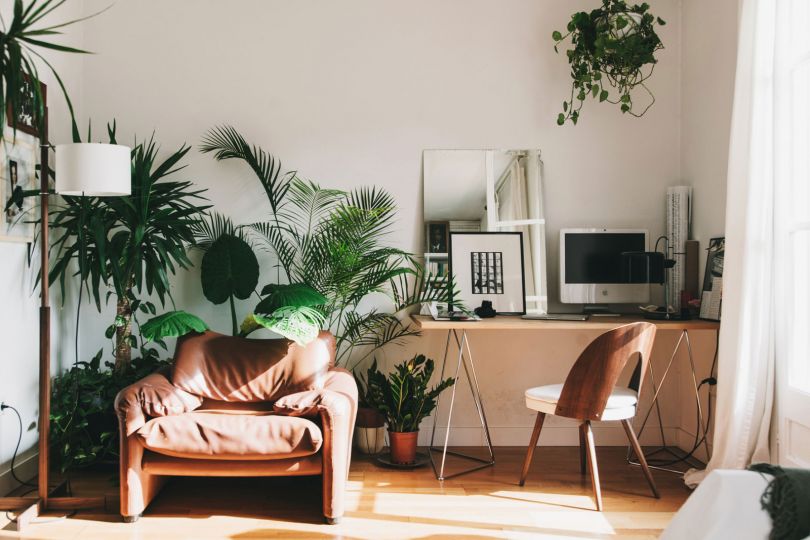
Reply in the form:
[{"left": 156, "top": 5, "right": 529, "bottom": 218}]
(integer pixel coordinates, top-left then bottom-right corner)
[
  {"left": 136, "top": 411, "right": 323, "bottom": 460},
  {"left": 525, "top": 384, "right": 638, "bottom": 421}
]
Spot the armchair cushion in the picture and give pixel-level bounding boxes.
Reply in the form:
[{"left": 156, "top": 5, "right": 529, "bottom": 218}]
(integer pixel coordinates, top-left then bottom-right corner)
[
  {"left": 115, "top": 370, "right": 203, "bottom": 436},
  {"left": 136, "top": 411, "right": 323, "bottom": 460}
]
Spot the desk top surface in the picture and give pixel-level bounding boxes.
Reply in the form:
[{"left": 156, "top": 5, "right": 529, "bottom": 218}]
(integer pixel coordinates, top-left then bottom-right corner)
[{"left": 411, "top": 314, "right": 720, "bottom": 331}]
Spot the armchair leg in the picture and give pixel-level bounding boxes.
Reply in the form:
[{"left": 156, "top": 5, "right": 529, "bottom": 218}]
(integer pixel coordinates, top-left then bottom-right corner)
[
  {"left": 122, "top": 513, "right": 141, "bottom": 523},
  {"left": 622, "top": 419, "right": 660, "bottom": 499},
  {"left": 583, "top": 421, "right": 603, "bottom": 511},
  {"left": 519, "top": 412, "right": 545, "bottom": 486},
  {"left": 325, "top": 516, "right": 341, "bottom": 525},
  {"left": 578, "top": 423, "right": 587, "bottom": 475}
]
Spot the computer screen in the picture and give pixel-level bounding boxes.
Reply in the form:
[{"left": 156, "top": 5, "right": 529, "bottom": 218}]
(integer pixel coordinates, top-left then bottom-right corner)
[
  {"left": 559, "top": 229, "right": 650, "bottom": 304},
  {"left": 565, "top": 233, "right": 647, "bottom": 284}
]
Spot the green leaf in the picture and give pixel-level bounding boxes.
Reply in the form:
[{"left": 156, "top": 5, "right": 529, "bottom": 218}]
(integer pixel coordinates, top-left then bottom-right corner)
[
  {"left": 557, "top": 113, "right": 565, "bottom": 126},
  {"left": 200, "top": 233, "right": 260, "bottom": 304},
  {"left": 253, "top": 306, "right": 325, "bottom": 346},
  {"left": 140, "top": 310, "right": 209, "bottom": 342},
  {"left": 600, "top": 90, "right": 609, "bottom": 102},
  {"left": 552, "top": 30, "right": 562, "bottom": 41},
  {"left": 255, "top": 283, "right": 327, "bottom": 315}
]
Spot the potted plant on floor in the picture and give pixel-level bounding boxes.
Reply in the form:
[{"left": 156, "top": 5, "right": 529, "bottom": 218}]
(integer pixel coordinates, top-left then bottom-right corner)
[
  {"left": 365, "top": 355, "right": 454, "bottom": 465},
  {"left": 354, "top": 372, "right": 386, "bottom": 455}
]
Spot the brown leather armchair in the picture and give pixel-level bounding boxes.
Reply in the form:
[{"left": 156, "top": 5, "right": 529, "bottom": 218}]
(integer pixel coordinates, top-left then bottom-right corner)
[{"left": 114, "top": 330, "right": 357, "bottom": 524}]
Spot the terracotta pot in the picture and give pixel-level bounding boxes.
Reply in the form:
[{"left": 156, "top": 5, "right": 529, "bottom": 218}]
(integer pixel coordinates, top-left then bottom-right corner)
[{"left": 388, "top": 430, "right": 419, "bottom": 464}]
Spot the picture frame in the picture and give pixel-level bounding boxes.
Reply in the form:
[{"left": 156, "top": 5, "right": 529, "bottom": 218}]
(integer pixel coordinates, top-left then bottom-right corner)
[
  {"left": 425, "top": 221, "right": 449, "bottom": 254},
  {"left": 0, "top": 126, "right": 39, "bottom": 243},
  {"left": 449, "top": 231, "right": 525, "bottom": 315},
  {"left": 699, "top": 237, "right": 724, "bottom": 321},
  {"left": 6, "top": 77, "right": 46, "bottom": 137}
]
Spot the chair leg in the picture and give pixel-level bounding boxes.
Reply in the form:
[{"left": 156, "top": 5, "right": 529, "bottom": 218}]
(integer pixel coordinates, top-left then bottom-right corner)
[
  {"left": 519, "top": 412, "right": 545, "bottom": 486},
  {"left": 583, "top": 421, "right": 603, "bottom": 511},
  {"left": 622, "top": 419, "right": 660, "bottom": 499},
  {"left": 578, "top": 423, "right": 587, "bottom": 475}
]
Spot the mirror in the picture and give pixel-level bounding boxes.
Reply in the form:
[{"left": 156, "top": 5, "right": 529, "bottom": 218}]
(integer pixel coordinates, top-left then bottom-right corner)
[{"left": 423, "top": 149, "right": 548, "bottom": 314}]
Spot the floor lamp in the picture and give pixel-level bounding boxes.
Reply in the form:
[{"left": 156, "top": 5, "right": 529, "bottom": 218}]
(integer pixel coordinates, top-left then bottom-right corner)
[{"left": 0, "top": 127, "right": 130, "bottom": 531}]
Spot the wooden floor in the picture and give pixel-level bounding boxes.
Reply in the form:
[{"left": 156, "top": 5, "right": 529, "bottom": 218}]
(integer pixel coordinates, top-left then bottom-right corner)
[{"left": 0, "top": 447, "right": 694, "bottom": 539}]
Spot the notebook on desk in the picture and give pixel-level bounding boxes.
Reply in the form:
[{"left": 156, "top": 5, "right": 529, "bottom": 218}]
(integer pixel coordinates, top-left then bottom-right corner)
[{"left": 521, "top": 313, "right": 590, "bottom": 321}]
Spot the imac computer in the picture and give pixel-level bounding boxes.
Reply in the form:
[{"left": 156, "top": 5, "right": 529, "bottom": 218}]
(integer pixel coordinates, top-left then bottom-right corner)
[{"left": 560, "top": 228, "right": 650, "bottom": 314}]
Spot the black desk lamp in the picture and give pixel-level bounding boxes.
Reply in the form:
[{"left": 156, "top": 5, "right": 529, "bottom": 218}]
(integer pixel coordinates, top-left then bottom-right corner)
[{"left": 622, "top": 235, "right": 678, "bottom": 320}]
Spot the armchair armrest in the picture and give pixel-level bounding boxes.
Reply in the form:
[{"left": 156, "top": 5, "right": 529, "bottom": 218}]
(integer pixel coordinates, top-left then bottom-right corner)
[
  {"left": 273, "top": 367, "right": 358, "bottom": 520},
  {"left": 114, "top": 369, "right": 203, "bottom": 436}
]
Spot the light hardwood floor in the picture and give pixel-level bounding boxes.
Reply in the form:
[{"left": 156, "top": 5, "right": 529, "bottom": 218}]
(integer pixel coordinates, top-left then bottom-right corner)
[{"left": 0, "top": 447, "right": 694, "bottom": 539}]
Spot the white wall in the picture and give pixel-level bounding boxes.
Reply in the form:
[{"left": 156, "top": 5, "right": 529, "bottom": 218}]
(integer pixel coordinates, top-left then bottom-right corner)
[
  {"left": 0, "top": 0, "right": 85, "bottom": 495},
  {"left": 0, "top": 0, "right": 740, "bottom": 477},
  {"left": 69, "top": 0, "right": 697, "bottom": 448}
]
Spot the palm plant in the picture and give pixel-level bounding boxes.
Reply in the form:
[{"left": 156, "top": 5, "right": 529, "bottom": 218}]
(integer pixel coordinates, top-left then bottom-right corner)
[
  {"left": 0, "top": 0, "right": 106, "bottom": 136},
  {"left": 200, "top": 126, "right": 456, "bottom": 368},
  {"left": 49, "top": 122, "right": 208, "bottom": 370}
]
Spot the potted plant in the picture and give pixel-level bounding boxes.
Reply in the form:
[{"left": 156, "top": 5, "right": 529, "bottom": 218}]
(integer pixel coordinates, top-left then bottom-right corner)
[
  {"left": 365, "top": 355, "right": 454, "bottom": 465},
  {"left": 353, "top": 372, "right": 386, "bottom": 455},
  {"left": 552, "top": 0, "right": 666, "bottom": 125}
]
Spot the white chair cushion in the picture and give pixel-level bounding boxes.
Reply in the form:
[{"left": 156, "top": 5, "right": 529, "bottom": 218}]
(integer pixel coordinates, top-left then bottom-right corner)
[{"left": 525, "top": 384, "right": 638, "bottom": 421}]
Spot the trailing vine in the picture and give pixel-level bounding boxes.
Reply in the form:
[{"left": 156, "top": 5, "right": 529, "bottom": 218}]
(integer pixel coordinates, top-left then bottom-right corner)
[{"left": 553, "top": 0, "right": 665, "bottom": 125}]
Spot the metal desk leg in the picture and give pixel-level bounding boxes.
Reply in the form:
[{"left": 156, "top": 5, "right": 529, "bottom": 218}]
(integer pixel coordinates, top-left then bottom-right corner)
[
  {"left": 627, "top": 329, "right": 712, "bottom": 474},
  {"left": 429, "top": 329, "right": 496, "bottom": 480}
]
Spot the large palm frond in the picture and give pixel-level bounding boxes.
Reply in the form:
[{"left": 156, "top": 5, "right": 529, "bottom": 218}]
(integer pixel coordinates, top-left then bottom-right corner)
[{"left": 200, "top": 125, "right": 293, "bottom": 218}]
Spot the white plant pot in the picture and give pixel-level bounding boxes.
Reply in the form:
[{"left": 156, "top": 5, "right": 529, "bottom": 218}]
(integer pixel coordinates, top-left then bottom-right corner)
[{"left": 355, "top": 426, "right": 386, "bottom": 455}]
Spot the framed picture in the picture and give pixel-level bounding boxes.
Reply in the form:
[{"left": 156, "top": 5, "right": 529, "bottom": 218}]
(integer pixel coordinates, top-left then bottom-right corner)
[
  {"left": 699, "top": 237, "right": 724, "bottom": 321},
  {"left": 0, "top": 127, "right": 38, "bottom": 242},
  {"left": 425, "top": 221, "right": 449, "bottom": 253},
  {"left": 6, "top": 78, "right": 46, "bottom": 137},
  {"left": 449, "top": 231, "right": 525, "bottom": 315}
]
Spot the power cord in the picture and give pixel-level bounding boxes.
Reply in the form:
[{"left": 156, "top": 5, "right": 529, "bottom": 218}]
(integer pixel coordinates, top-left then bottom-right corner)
[
  {"left": 1, "top": 403, "right": 36, "bottom": 488},
  {"left": 642, "top": 329, "right": 719, "bottom": 469}
]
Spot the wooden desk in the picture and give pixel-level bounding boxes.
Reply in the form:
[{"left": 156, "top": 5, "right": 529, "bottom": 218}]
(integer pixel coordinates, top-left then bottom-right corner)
[
  {"left": 412, "top": 314, "right": 720, "bottom": 332},
  {"left": 411, "top": 314, "right": 720, "bottom": 480}
]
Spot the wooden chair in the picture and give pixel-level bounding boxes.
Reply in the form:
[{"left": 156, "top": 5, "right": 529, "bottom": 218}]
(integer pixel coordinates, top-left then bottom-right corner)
[{"left": 518, "top": 322, "right": 659, "bottom": 511}]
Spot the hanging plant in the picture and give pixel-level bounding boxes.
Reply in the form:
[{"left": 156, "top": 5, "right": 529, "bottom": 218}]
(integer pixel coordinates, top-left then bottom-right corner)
[{"left": 552, "top": 0, "right": 665, "bottom": 125}]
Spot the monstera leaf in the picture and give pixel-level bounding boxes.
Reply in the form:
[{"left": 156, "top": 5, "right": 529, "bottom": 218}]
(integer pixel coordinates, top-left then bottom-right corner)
[
  {"left": 201, "top": 234, "right": 260, "bottom": 304},
  {"left": 141, "top": 311, "right": 209, "bottom": 342},
  {"left": 253, "top": 306, "right": 325, "bottom": 346},
  {"left": 255, "top": 283, "right": 326, "bottom": 315}
]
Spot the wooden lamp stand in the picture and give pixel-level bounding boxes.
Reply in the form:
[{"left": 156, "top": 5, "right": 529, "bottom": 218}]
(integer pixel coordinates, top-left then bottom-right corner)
[{"left": 0, "top": 113, "right": 131, "bottom": 531}]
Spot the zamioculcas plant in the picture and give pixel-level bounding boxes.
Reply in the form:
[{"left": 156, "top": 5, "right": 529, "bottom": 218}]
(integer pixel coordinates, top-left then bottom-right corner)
[{"left": 552, "top": 0, "right": 665, "bottom": 125}]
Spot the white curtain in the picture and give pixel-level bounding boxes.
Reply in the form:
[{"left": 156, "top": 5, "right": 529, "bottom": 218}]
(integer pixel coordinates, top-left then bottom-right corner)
[
  {"left": 496, "top": 158, "right": 535, "bottom": 294},
  {"left": 684, "top": 0, "right": 776, "bottom": 486}
]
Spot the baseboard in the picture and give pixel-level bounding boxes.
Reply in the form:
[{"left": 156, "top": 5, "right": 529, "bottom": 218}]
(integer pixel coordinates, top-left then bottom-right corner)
[{"left": 0, "top": 449, "right": 38, "bottom": 497}]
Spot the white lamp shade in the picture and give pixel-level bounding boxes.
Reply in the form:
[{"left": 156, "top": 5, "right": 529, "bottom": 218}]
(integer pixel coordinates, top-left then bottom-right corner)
[{"left": 55, "top": 143, "right": 131, "bottom": 196}]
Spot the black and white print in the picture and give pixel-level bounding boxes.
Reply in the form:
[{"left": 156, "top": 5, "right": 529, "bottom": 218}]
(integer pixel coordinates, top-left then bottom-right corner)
[{"left": 471, "top": 251, "right": 503, "bottom": 294}]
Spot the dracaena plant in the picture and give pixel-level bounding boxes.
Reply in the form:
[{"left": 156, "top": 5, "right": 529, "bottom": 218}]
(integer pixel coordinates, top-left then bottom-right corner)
[
  {"left": 0, "top": 0, "right": 106, "bottom": 136},
  {"left": 553, "top": 0, "right": 665, "bottom": 125},
  {"left": 362, "top": 355, "right": 454, "bottom": 433},
  {"left": 198, "top": 125, "right": 459, "bottom": 368},
  {"left": 48, "top": 122, "right": 208, "bottom": 370}
]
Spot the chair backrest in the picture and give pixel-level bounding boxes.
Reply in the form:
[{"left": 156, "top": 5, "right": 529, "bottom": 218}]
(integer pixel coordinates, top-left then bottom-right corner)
[
  {"left": 171, "top": 330, "right": 336, "bottom": 402},
  {"left": 554, "top": 322, "right": 657, "bottom": 421}
]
